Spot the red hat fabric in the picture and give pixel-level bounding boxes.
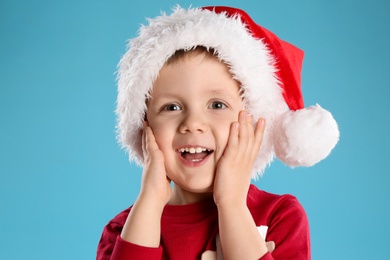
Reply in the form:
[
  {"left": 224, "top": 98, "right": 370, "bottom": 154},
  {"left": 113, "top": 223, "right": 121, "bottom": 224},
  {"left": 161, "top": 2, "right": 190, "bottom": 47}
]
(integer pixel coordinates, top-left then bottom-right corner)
[{"left": 203, "top": 6, "right": 305, "bottom": 111}]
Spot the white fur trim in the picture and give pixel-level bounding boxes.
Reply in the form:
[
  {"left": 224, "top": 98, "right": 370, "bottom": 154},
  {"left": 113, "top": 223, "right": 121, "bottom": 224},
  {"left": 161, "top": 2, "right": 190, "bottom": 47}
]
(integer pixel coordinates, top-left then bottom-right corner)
[
  {"left": 273, "top": 105, "right": 340, "bottom": 167},
  {"left": 116, "top": 6, "right": 286, "bottom": 177}
]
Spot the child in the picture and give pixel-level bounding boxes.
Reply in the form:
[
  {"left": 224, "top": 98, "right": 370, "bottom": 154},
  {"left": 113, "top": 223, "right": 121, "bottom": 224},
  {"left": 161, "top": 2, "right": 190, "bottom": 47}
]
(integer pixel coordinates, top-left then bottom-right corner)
[{"left": 97, "top": 6, "right": 339, "bottom": 260}]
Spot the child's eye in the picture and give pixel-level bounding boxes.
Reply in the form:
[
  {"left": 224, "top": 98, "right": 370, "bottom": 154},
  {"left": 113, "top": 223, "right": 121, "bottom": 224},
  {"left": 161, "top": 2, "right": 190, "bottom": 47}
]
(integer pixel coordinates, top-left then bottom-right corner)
[
  {"left": 162, "top": 103, "right": 181, "bottom": 111},
  {"left": 209, "top": 101, "right": 227, "bottom": 110}
]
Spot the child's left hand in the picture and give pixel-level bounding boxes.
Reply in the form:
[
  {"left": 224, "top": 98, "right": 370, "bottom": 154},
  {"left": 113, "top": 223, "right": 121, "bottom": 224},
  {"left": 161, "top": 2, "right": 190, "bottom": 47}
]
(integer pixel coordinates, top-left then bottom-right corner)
[{"left": 213, "top": 111, "right": 265, "bottom": 207}]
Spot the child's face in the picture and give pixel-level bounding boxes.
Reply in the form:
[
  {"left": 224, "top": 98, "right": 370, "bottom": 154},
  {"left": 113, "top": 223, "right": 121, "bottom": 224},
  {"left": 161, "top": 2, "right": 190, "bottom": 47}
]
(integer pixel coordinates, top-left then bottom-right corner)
[{"left": 146, "top": 52, "right": 244, "bottom": 199}]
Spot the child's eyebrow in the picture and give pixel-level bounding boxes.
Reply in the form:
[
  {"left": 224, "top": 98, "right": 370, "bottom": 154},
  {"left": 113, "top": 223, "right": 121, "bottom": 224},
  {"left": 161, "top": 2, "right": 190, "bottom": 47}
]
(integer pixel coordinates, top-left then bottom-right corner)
[
  {"left": 150, "top": 93, "right": 178, "bottom": 100},
  {"left": 152, "top": 89, "right": 238, "bottom": 98},
  {"left": 206, "top": 89, "right": 241, "bottom": 100},
  {"left": 207, "top": 89, "right": 235, "bottom": 96}
]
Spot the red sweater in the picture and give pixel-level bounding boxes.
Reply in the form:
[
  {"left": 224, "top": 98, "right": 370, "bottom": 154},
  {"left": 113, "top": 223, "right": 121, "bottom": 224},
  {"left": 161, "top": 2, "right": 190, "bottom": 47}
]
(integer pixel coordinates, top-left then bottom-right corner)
[{"left": 97, "top": 185, "right": 310, "bottom": 259}]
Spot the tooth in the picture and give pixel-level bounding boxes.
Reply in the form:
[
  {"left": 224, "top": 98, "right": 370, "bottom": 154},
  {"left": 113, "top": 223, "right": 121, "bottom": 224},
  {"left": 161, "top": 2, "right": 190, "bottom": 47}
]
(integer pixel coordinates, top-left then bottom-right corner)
[{"left": 179, "top": 147, "right": 211, "bottom": 153}]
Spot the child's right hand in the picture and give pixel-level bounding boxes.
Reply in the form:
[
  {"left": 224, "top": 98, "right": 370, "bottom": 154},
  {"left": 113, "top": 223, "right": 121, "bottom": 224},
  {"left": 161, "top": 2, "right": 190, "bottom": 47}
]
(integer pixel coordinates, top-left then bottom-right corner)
[
  {"left": 139, "top": 123, "right": 172, "bottom": 208},
  {"left": 119, "top": 123, "right": 171, "bottom": 247}
]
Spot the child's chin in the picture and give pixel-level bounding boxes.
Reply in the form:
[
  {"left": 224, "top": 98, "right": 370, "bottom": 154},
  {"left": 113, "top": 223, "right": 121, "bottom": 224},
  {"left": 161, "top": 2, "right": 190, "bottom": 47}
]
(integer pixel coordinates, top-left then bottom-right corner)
[
  {"left": 171, "top": 181, "right": 214, "bottom": 202},
  {"left": 182, "top": 182, "right": 214, "bottom": 194}
]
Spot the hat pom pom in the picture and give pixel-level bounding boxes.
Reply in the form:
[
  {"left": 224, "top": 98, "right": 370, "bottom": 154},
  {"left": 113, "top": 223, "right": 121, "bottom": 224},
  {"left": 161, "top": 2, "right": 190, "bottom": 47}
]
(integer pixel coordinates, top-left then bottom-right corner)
[{"left": 273, "top": 105, "right": 339, "bottom": 167}]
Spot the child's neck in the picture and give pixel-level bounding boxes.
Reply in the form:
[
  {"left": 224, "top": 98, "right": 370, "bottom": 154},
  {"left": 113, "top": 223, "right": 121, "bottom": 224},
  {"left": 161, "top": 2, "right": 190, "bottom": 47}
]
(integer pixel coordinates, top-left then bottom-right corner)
[{"left": 168, "top": 184, "right": 213, "bottom": 205}]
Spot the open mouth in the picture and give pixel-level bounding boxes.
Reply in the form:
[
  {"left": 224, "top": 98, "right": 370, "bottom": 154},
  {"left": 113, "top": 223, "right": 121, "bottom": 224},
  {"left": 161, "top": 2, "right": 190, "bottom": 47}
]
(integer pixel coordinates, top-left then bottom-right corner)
[{"left": 178, "top": 147, "right": 214, "bottom": 163}]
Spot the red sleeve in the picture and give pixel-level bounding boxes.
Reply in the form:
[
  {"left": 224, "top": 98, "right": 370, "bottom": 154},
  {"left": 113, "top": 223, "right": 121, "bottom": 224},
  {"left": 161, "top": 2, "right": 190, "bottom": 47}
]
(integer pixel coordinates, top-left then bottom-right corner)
[
  {"left": 97, "top": 220, "right": 121, "bottom": 260},
  {"left": 262, "top": 195, "right": 311, "bottom": 260},
  {"left": 111, "top": 236, "right": 163, "bottom": 260},
  {"left": 96, "top": 208, "right": 162, "bottom": 260}
]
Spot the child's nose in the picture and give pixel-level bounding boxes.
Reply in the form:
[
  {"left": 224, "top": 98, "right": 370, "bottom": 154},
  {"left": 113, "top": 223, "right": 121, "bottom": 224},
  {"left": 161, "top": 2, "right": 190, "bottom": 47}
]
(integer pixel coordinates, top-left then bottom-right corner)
[{"left": 179, "top": 111, "right": 209, "bottom": 134}]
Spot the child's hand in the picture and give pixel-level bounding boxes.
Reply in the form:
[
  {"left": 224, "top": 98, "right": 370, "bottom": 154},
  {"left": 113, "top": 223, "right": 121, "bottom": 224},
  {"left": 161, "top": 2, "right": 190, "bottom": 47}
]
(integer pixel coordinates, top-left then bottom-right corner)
[
  {"left": 120, "top": 123, "right": 171, "bottom": 247},
  {"left": 213, "top": 111, "right": 265, "bottom": 207},
  {"left": 139, "top": 123, "right": 172, "bottom": 208}
]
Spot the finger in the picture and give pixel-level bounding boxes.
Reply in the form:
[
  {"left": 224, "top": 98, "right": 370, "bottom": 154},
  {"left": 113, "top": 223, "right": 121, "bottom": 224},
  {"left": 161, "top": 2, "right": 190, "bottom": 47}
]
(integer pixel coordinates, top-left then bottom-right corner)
[
  {"left": 145, "top": 127, "right": 159, "bottom": 151},
  {"left": 144, "top": 126, "right": 166, "bottom": 165},
  {"left": 142, "top": 127, "right": 154, "bottom": 161},
  {"left": 247, "top": 113, "right": 253, "bottom": 125},
  {"left": 237, "top": 111, "right": 250, "bottom": 157},
  {"left": 142, "top": 125, "right": 147, "bottom": 159},
  {"left": 266, "top": 241, "right": 275, "bottom": 253},
  {"left": 223, "top": 121, "right": 239, "bottom": 158},
  {"left": 245, "top": 113, "right": 255, "bottom": 156},
  {"left": 143, "top": 127, "right": 156, "bottom": 157},
  {"left": 251, "top": 118, "right": 266, "bottom": 160}
]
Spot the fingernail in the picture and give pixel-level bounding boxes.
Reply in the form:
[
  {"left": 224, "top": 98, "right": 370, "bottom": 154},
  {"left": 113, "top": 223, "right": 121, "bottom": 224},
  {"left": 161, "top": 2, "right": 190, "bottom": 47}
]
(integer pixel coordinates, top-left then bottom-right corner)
[
  {"left": 260, "top": 118, "right": 265, "bottom": 127},
  {"left": 247, "top": 113, "right": 253, "bottom": 122},
  {"left": 241, "top": 110, "right": 247, "bottom": 119}
]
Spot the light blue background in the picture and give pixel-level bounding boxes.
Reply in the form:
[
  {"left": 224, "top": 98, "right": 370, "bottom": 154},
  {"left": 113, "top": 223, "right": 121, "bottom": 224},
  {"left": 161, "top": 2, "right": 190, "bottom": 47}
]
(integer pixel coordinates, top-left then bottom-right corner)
[{"left": 1, "top": 0, "right": 389, "bottom": 259}]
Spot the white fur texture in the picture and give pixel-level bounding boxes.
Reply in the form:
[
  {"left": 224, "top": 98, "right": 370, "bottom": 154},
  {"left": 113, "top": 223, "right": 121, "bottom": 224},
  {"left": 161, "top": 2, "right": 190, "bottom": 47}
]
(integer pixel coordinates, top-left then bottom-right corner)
[{"left": 273, "top": 105, "right": 339, "bottom": 167}]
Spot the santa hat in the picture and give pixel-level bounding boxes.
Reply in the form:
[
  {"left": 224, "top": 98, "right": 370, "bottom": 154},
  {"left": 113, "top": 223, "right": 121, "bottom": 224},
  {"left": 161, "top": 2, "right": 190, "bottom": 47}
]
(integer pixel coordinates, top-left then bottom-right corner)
[{"left": 116, "top": 6, "right": 339, "bottom": 177}]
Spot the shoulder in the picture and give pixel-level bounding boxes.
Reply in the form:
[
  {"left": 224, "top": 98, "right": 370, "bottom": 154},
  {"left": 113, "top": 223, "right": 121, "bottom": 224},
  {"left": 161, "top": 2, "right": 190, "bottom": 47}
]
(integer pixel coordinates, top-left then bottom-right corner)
[
  {"left": 100, "top": 206, "right": 132, "bottom": 241},
  {"left": 97, "top": 207, "right": 132, "bottom": 259},
  {"left": 247, "top": 184, "right": 303, "bottom": 207},
  {"left": 105, "top": 206, "right": 132, "bottom": 232},
  {"left": 247, "top": 184, "right": 307, "bottom": 223}
]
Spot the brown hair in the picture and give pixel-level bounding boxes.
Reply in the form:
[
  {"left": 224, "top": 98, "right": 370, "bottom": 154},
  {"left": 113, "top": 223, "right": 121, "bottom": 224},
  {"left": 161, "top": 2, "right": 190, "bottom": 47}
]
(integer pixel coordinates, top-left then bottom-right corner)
[{"left": 166, "top": 46, "right": 217, "bottom": 65}]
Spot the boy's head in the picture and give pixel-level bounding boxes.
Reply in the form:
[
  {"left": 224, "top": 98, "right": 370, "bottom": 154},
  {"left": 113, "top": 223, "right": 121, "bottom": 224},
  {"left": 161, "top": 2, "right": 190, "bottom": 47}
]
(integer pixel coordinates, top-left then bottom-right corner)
[{"left": 116, "top": 6, "right": 339, "bottom": 177}]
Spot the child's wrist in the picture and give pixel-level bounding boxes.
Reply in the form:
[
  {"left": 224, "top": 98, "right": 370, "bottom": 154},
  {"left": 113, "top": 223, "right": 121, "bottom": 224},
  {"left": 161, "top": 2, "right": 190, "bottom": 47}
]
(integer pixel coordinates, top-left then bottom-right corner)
[
  {"left": 215, "top": 197, "right": 247, "bottom": 210},
  {"left": 137, "top": 191, "right": 167, "bottom": 212}
]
